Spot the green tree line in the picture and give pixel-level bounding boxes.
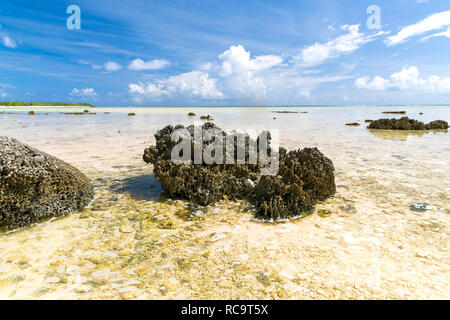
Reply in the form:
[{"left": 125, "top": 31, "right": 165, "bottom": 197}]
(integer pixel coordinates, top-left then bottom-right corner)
[{"left": 0, "top": 101, "right": 94, "bottom": 107}]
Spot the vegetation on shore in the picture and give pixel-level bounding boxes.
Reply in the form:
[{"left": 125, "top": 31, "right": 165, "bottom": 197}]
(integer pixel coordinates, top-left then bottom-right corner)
[{"left": 0, "top": 101, "right": 94, "bottom": 107}]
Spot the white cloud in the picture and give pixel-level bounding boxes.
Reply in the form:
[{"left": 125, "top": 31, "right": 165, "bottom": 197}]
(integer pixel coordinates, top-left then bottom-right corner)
[
  {"left": 128, "top": 45, "right": 351, "bottom": 104},
  {"left": 2, "top": 35, "right": 17, "bottom": 48},
  {"left": 297, "top": 25, "right": 386, "bottom": 67},
  {"left": 0, "top": 25, "right": 17, "bottom": 49},
  {"left": 70, "top": 88, "right": 98, "bottom": 97},
  {"left": 104, "top": 61, "right": 122, "bottom": 72},
  {"left": 129, "top": 71, "right": 223, "bottom": 101},
  {"left": 217, "top": 45, "right": 283, "bottom": 100},
  {"left": 128, "top": 58, "right": 170, "bottom": 70},
  {"left": 421, "top": 27, "right": 450, "bottom": 42},
  {"left": 0, "top": 83, "right": 11, "bottom": 97},
  {"left": 355, "top": 66, "right": 450, "bottom": 93},
  {"left": 78, "top": 60, "right": 122, "bottom": 72},
  {"left": 386, "top": 10, "right": 450, "bottom": 46}
]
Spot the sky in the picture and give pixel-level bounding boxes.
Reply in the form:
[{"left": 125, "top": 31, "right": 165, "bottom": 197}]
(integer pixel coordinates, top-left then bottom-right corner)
[{"left": 0, "top": 0, "right": 449, "bottom": 106}]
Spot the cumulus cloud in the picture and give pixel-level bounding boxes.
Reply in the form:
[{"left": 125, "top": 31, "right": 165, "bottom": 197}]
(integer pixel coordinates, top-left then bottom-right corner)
[
  {"left": 129, "top": 71, "right": 223, "bottom": 101},
  {"left": 128, "top": 58, "right": 170, "bottom": 70},
  {"left": 128, "top": 45, "right": 350, "bottom": 104},
  {"left": 297, "top": 25, "right": 386, "bottom": 67},
  {"left": 104, "top": 61, "right": 122, "bottom": 72},
  {"left": 70, "top": 88, "right": 98, "bottom": 97},
  {"left": 355, "top": 66, "right": 450, "bottom": 93},
  {"left": 217, "top": 45, "right": 283, "bottom": 100},
  {"left": 386, "top": 10, "right": 450, "bottom": 46}
]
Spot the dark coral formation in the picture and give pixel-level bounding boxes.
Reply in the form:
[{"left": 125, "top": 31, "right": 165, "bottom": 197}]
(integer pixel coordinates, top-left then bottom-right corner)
[
  {"left": 0, "top": 137, "right": 94, "bottom": 231},
  {"left": 253, "top": 148, "right": 336, "bottom": 220},
  {"left": 368, "top": 117, "right": 448, "bottom": 130},
  {"left": 143, "top": 123, "right": 336, "bottom": 220},
  {"left": 382, "top": 111, "right": 406, "bottom": 114},
  {"left": 426, "top": 120, "right": 448, "bottom": 130},
  {"left": 200, "top": 115, "right": 214, "bottom": 121}
]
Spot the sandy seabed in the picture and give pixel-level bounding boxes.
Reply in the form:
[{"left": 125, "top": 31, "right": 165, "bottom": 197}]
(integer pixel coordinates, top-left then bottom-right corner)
[{"left": 0, "top": 106, "right": 449, "bottom": 299}]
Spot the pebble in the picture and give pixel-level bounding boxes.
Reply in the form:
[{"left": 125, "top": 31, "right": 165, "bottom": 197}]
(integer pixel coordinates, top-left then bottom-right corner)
[
  {"left": 217, "top": 279, "right": 233, "bottom": 288},
  {"left": 45, "top": 276, "right": 61, "bottom": 284},
  {"left": 410, "top": 203, "right": 433, "bottom": 212}
]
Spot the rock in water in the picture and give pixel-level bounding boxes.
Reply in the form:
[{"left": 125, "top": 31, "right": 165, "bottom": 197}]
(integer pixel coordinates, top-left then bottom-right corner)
[
  {"left": 0, "top": 137, "right": 94, "bottom": 231},
  {"left": 143, "top": 124, "right": 336, "bottom": 220},
  {"left": 254, "top": 148, "right": 336, "bottom": 220},
  {"left": 368, "top": 117, "right": 448, "bottom": 130}
]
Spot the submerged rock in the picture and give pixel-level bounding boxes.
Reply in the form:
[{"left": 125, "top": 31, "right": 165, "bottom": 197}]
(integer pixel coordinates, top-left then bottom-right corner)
[
  {"left": 382, "top": 111, "right": 406, "bottom": 114},
  {"left": 143, "top": 123, "right": 336, "bottom": 220},
  {"left": 0, "top": 137, "right": 94, "bottom": 231},
  {"left": 368, "top": 117, "right": 448, "bottom": 130},
  {"left": 410, "top": 203, "right": 433, "bottom": 212},
  {"left": 200, "top": 115, "right": 214, "bottom": 121},
  {"left": 253, "top": 148, "right": 336, "bottom": 220},
  {"left": 426, "top": 120, "right": 448, "bottom": 130}
]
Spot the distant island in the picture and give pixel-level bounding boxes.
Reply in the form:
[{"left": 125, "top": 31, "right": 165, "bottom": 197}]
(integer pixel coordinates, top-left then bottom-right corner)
[{"left": 0, "top": 101, "right": 94, "bottom": 107}]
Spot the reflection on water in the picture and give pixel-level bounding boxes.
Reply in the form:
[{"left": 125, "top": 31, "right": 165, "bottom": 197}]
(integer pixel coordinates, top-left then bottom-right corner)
[
  {"left": 367, "top": 129, "right": 449, "bottom": 141},
  {"left": 368, "top": 129, "right": 447, "bottom": 141}
]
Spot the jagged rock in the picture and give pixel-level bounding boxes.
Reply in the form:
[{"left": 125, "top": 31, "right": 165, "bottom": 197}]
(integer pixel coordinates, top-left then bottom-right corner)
[
  {"left": 368, "top": 117, "right": 448, "bottom": 130},
  {"left": 426, "top": 120, "right": 448, "bottom": 130},
  {"left": 253, "top": 148, "right": 336, "bottom": 220},
  {"left": 0, "top": 137, "right": 94, "bottom": 231},
  {"left": 143, "top": 124, "right": 336, "bottom": 220}
]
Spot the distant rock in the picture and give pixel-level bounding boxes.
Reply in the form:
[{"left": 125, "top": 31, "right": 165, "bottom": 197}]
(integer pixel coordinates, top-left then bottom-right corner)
[
  {"left": 368, "top": 117, "right": 448, "bottom": 130},
  {"left": 382, "top": 111, "right": 406, "bottom": 114},
  {"left": 188, "top": 112, "right": 196, "bottom": 117},
  {"left": 272, "top": 111, "right": 298, "bottom": 114},
  {"left": 346, "top": 122, "right": 360, "bottom": 126},
  {"left": 0, "top": 137, "right": 94, "bottom": 231},
  {"left": 426, "top": 120, "right": 448, "bottom": 130},
  {"left": 200, "top": 115, "right": 214, "bottom": 121},
  {"left": 28, "top": 111, "right": 35, "bottom": 116},
  {"left": 128, "top": 113, "right": 136, "bottom": 116}
]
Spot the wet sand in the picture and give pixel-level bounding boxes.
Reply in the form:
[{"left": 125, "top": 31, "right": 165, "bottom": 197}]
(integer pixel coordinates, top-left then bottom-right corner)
[{"left": 0, "top": 106, "right": 449, "bottom": 299}]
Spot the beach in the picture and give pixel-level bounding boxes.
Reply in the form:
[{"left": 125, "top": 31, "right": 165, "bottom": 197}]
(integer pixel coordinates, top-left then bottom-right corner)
[{"left": 0, "top": 105, "right": 449, "bottom": 299}]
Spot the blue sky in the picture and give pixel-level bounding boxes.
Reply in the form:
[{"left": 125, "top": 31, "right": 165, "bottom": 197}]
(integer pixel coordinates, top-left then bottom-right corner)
[{"left": 0, "top": 0, "right": 449, "bottom": 106}]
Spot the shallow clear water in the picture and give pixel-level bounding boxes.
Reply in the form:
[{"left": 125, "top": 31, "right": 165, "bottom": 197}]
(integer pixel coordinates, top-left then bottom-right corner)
[{"left": 0, "top": 106, "right": 449, "bottom": 299}]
